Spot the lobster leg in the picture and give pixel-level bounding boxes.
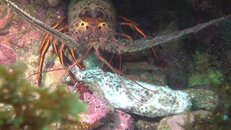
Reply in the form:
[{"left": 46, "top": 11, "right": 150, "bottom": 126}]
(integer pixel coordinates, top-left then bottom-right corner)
[
  {"left": 94, "top": 47, "right": 123, "bottom": 75},
  {"left": 115, "top": 33, "right": 133, "bottom": 41},
  {"left": 69, "top": 48, "right": 78, "bottom": 63},
  {"left": 118, "top": 17, "right": 157, "bottom": 66},
  {"left": 119, "top": 55, "right": 122, "bottom": 70},
  {"left": 39, "top": 16, "right": 65, "bottom": 51},
  {"left": 94, "top": 47, "right": 158, "bottom": 96},
  {"left": 37, "top": 17, "right": 66, "bottom": 86},
  {"left": 118, "top": 16, "right": 147, "bottom": 38},
  {"left": 120, "top": 22, "right": 147, "bottom": 38},
  {"left": 59, "top": 43, "right": 66, "bottom": 66},
  {"left": 52, "top": 38, "right": 59, "bottom": 55},
  {"left": 37, "top": 30, "right": 67, "bottom": 87},
  {"left": 37, "top": 36, "right": 52, "bottom": 86},
  {"left": 119, "top": 17, "right": 158, "bottom": 61}
]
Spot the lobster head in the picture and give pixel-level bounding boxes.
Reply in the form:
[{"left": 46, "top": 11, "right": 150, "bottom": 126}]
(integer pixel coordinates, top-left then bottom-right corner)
[{"left": 68, "top": 0, "right": 116, "bottom": 46}]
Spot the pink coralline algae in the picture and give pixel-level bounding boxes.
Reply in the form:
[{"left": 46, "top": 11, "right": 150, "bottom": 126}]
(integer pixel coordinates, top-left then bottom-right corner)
[
  {"left": 100, "top": 110, "right": 134, "bottom": 130},
  {"left": 114, "top": 110, "right": 134, "bottom": 130},
  {"left": 82, "top": 91, "right": 113, "bottom": 126},
  {"left": 0, "top": 16, "right": 41, "bottom": 48},
  {"left": 0, "top": 8, "right": 14, "bottom": 30},
  {"left": 0, "top": 44, "right": 16, "bottom": 64},
  {"left": 68, "top": 83, "right": 134, "bottom": 129},
  {"left": 17, "top": 30, "right": 41, "bottom": 48}
]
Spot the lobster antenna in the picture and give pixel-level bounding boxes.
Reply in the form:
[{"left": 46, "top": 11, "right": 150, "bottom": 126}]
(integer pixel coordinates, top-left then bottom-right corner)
[
  {"left": 106, "top": 14, "right": 231, "bottom": 54},
  {"left": 0, "top": 0, "right": 78, "bottom": 49}
]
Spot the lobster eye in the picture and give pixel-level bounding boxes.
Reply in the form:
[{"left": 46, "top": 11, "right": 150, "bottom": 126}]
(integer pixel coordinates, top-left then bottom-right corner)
[
  {"left": 80, "top": 22, "right": 85, "bottom": 26},
  {"left": 99, "top": 22, "right": 107, "bottom": 29},
  {"left": 79, "top": 21, "right": 89, "bottom": 29}
]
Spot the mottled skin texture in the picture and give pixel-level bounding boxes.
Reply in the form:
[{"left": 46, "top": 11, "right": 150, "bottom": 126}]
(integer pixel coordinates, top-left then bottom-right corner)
[
  {"left": 68, "top": 0, "right": 116, "bottom": 53},
  {"left": 71, "top": 66, "right": 192, "bottom": 118}
]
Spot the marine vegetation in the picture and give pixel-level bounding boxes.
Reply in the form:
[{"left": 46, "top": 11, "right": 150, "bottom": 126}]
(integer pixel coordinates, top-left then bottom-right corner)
[
  {"left": 188, "top": 52, "right": 225, "bottom": 87},
  {"left": 184, "top": 52, "right": 231, "bottom": 129},
  {"left": 182, "top": 84, "right": 231, "bottom": 130},
  {"left": 0, "top": 62, "right": 87, "bottom": 130}
]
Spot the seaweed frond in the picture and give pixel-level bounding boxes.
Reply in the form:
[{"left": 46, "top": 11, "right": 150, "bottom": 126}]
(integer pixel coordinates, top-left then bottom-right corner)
[{"left": 0, "top": 62, "right": 88, "bottom": 130}]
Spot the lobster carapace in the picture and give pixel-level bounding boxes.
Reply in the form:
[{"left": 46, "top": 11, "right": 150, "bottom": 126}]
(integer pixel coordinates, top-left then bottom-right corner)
[{"left": 68, "top": 0, "right": 116, "bottom": 45}]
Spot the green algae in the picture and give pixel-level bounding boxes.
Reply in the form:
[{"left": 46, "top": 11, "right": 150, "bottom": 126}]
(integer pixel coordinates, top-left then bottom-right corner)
[
  {"left": 188, "top": 52, "right": 225, "bottom": 87},
  {"left": 185, "top": 51, "right": 231, "bottom": 129},
  {"left": 0, "top": 62, "right": 87, "bottom": 129}
]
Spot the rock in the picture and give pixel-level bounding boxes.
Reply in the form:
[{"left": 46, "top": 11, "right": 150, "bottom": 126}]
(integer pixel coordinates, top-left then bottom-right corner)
[
  {"left": 47, "top": 0, "right": 61, "bottom": 7},
  {"left": 99, "top": 110, "right": 134, "bottom": 130},
  {"left": 0, "top": 0, "right": 67, "bottom": 86},
  {"left": 71, "top": 67, "right": 192, "bottom": 118},
  {"left": 0, "top": 44, "right": 16, "bottom": 64},
  {"left": 157, "top": 110, "right": 212, "bottom": 130},
  {"left": 123, "top": 61, "right": 167, "bottom": 85},
  {"left": 43, "top": 59, "right": 67, "bottom": 89},
  {"left": 136, "top": 119, "right": 159, "bottom": 130},
  {"left": 17, "top": 30, "right": 41, "bottom": 48},
  {"left": 64, "top": 82, "right": 114, "bottom": 129},
  {"left": 79, "top": 90, "right": 114, "bottom": 129},
  {"left": 0, "top": 8, "right": 13, "bottom": 31},
  {"left": 225, "top": 50, "right": 231, "bottom": 64},
  {"left": 184, "top": 88, "right": 219, "bottom": 111},
  {"left": 69, "top": 83, "right": 134, "bottom": 130}
]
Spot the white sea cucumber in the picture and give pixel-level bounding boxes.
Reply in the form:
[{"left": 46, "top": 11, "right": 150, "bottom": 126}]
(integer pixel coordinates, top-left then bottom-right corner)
[{"left": 71, "top": 67, "right": 192, "bottom": 118}]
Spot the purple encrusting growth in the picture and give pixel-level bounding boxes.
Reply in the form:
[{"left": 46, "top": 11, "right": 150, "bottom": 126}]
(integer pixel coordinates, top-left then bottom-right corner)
[
  {"left": 71, "top": 67, "right": 192, "bottom": 118},
  {"left": 81, "top": 91, "right": 113, "bottom": 125},
  {"left": 0, "top": 44, "right": 16, "bottom": 64}
]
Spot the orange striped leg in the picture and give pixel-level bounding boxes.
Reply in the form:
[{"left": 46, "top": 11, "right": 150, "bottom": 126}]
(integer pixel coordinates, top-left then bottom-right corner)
[
  {"left": 78, "top": 46, "right": 93, "bottom": 64},
  {"left": 103, "top": 54, "right": 115, "bottom": 70},
  {"left": 94, "top": 47, "right": 158, "bottom": 96},
  {"left": 119, "top": 55, "right": 122, "bottom": 70},
  {"left": 118, "top": 16, "right": 136, "bottom": 24},
  {"left": 94, "top": 47, "right": 123, "bottom": 75},
  {"left": 52, "top": 38, "right": 59, "bottom": 55},
  {"left": 37, "top": 17, "right": 66, "bottom": 86},
  {"left": 70, "top": 48, "right": 77, "bottom": 62},
  {"left": 69, "top": 48, "right": 83, "bottom": 68},
  {"left": 115, "top": 33, "right": 133, "bottom": 41},
  {"left": 120, "top": 18, "right": 158, "bottom": 62},
  {"left": 114, "top": 33, "right": 132, "bottom": 71},
  {"left": 120, "top": 22, "right": 147, "bottom": 38},
  {"left": 40, "top": 16, "right": 65, "bottom": 51},
  {"left": 39, "top": 34, "right": 50, "bottom": 51},
  {"left": 59, "top": 43, "right": 66, "bottom": 66},
  {"left": 37, "top": 35, "right": 53, "bottom": 86},
  {"left": 150, "top": 47, "right": 157, "bottom": 62},
  {"left": 51, "top": 25, "right": 68, "bottom": 57}
]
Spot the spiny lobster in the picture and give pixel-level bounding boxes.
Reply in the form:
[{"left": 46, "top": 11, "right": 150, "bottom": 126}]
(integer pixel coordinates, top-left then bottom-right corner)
[
  {"left": 1, "top": 0, "right": 230, "bottom": 87},
  {"left": 1, "top": 0, "right": 152, "bottom": 86}
]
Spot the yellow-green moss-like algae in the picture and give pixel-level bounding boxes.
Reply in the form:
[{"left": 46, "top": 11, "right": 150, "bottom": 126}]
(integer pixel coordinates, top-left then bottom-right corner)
[{"left": 0, "top": 62, "right": 87, "bottom": 130}]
